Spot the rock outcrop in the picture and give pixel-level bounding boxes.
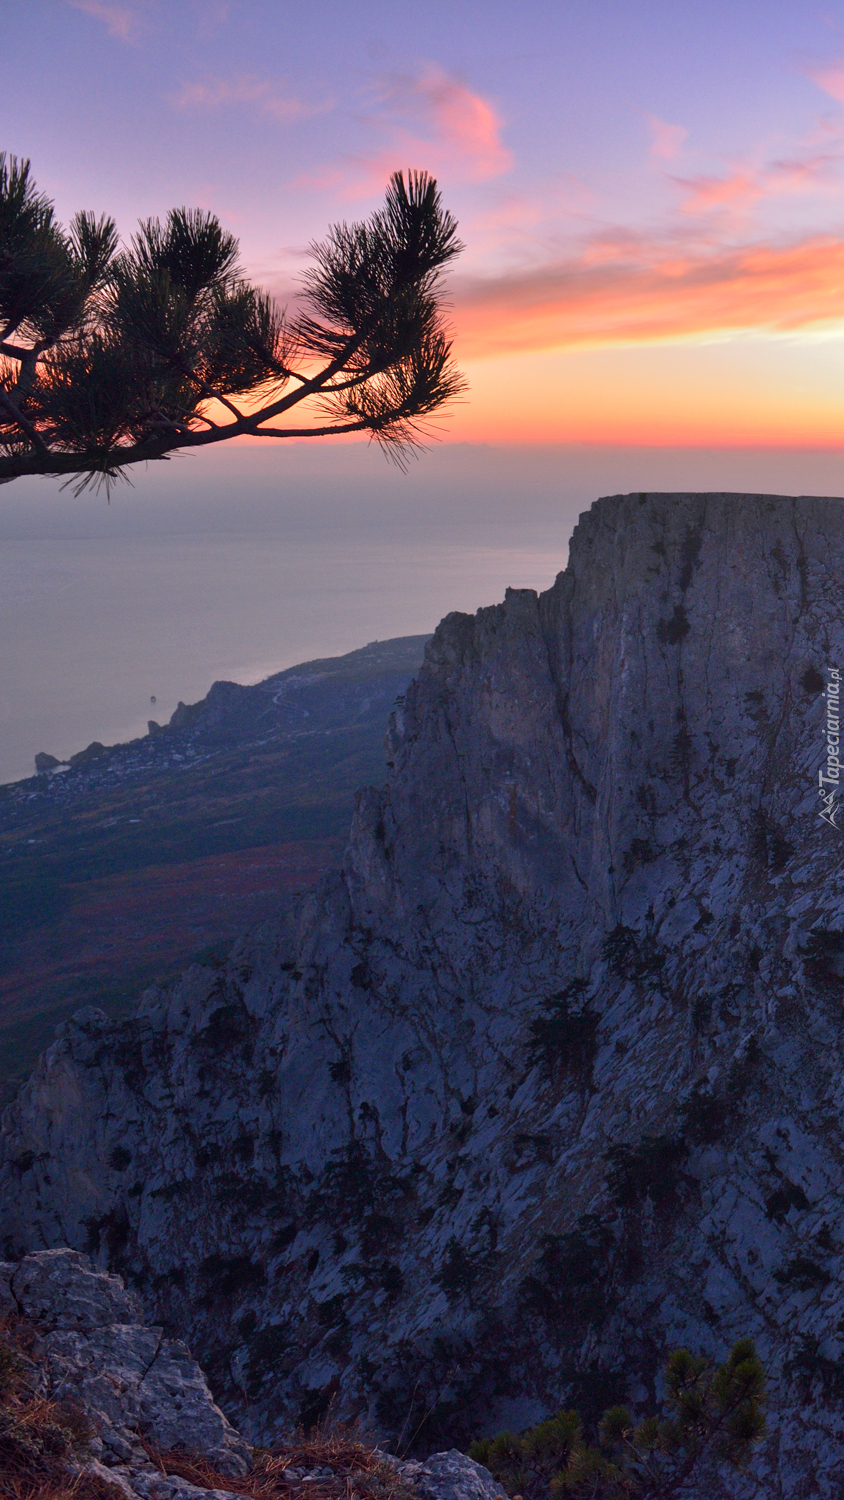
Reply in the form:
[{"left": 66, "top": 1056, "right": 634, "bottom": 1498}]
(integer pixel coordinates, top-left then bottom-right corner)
[
  {"left": 0, "top": 1248, "right": 496, "bottom": 1500},
  {"left": 3, "top": 493, "right": 844, "bottom": 1497},
  {"left": 1, "top": 1247, "right": 250, "bottom": 1495}
]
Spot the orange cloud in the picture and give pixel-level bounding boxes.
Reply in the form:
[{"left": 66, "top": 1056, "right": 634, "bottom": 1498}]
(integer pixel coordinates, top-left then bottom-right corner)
[
  {"left": 451, "top": 234, "right": 844, "bottom": 358},
  {"left": 408, "top": 67, "right": 513, "bottom": 181},
  {"left": 170, "top": 75, "right": 319, "bottom": 122}
]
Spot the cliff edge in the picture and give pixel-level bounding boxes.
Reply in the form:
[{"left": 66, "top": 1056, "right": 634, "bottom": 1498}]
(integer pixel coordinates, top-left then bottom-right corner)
[{"left": 3, "top": 493, "right": 844, "bottom": 1498}]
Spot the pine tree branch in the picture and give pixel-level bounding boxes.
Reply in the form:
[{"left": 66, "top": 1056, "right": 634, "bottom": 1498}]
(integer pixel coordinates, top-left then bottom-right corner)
[
  {"left": 0, "top": 164, "right": 463, "bottom": 484},
  {"left": 0, "top": 391, "right": 50, "bottom": 456}
]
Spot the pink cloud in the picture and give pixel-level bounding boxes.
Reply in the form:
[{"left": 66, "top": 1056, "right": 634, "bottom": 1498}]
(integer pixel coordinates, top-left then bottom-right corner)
[
  {"left": 291, "top": 166, "right": 348, "bottom": 193},
  {"left": 354, "top": 66, "right": 512, "bottom": 188},
  {"left": 293, "top": 66, "right": 512, "bottom": 203},
  {"left": 67, "top": 0, "right": 142, "bottom": 41},
  {"left": 678, "top": 168, "right": 761, "bottom": 214},
  {"left": 676, "top": 142, "right": 844, "bottom": 216},
  {"left": 809, "top": 59, "right": 844, "bottom": 103},
  {"left": 647, "top": 114, "right": 687, "bottom": 161},
  {"left": 408, "top": 67, "right": 513, "bottom": 181},
  {"left": 170, "top": 75, "right": 319, "bottom": 122},
  {"left": 291, "top": 153, "right": 401, "bottom": 200},
  {"left": 765, "top": 151, "right": 840, "bottom": 190},
  {"left": 467, "top": 176, "right": 594, "bottom": 241}
]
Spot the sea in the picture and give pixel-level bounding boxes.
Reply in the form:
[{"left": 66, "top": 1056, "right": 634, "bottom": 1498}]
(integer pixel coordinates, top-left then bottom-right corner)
[{"left": 2, "top": 440, "right": 843, "bottom": 786}]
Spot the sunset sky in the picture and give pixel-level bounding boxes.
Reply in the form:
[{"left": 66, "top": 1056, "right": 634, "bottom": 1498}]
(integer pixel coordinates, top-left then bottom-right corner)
[{"left": 9, "top": 0, "right": 844, "bottom": 447}]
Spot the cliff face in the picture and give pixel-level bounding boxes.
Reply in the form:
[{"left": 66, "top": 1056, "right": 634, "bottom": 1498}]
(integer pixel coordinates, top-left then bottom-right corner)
[{"left": 3, "top": 493, "right": 844, "bottom": 1498}]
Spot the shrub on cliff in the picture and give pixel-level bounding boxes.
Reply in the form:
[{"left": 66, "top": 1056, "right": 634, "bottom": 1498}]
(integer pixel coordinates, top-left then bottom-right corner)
[
  {"left": 469, "top": 1339, "right": 766, "bottom": 1500},
  {"left": 526, "top": 983, "right": 598, "bottom": 1086}
]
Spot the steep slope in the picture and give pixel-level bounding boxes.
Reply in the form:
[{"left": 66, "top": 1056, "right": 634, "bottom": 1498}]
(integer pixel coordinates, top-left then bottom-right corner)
[
  {"left": 2, "top": 493, "right": 843, "bottom": 1497},
  {"left": 0, "top": 636, "right": 428, "bottom": 1092}
]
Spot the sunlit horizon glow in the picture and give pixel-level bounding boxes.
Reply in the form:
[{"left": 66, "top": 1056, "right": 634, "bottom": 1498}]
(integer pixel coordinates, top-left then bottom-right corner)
[
  {"left": 451, "top": 238, "right": 844, "bottom": 357},
  {"left": 8, "top": 2, "right": 844, "bottom": 449}
]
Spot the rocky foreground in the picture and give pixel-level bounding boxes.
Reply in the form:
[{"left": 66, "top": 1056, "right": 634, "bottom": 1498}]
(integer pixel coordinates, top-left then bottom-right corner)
[
  {"left": 0, "top": 1248, "right": 499, "bottom": 1500},
  {"left": 3, "top": 493, "right": 844, "bottom": 1496}
]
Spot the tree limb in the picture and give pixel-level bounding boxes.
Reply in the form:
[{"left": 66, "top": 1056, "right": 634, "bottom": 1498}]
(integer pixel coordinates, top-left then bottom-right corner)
[
  {"left": 0, "top": 391, "right": 50, "bottom": 456},
  {"left": 0, "top": 163, "right": 464, "bottom": 486}
]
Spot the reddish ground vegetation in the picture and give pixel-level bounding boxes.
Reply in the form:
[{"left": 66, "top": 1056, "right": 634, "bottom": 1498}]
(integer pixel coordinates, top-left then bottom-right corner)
[
  {"left": 144, "top": 1429, "right": 417, "bottom": 1500},
  {"left": 0, "top": 837, "right": 343, "bottom": 1097}
]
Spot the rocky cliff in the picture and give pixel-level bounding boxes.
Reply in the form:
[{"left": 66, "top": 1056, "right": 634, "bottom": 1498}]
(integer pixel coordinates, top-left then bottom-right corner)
[
  {"left": 2, "top": 492, "right": 844, "bottom": 1498},
  {"left": 1, "top": 1247, "right": 250, "bottom": 1496}
]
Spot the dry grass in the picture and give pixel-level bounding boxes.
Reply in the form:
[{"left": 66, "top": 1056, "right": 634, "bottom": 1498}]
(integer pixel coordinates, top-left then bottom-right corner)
[
  {"left": 0, "top": 1315, "right": 419, "bottom": 1500},
  {"left": 144, "top": 1427, "right": 421, "bottom": 1500},
  {"left": 0, "top": 1315, "right": 125, "bottom": 1500},
  {"left": 0, "top": 1475, "right": 125, "bottom": 1499}
]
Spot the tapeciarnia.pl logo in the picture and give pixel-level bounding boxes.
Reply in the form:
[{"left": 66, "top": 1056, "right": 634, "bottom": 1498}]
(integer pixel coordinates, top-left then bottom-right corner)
[{"left": 819, "top": 667, "right": 842, "bottom": 829}]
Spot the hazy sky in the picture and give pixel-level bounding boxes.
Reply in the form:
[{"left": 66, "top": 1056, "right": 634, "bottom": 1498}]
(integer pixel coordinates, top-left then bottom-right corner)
[
  {"left": 8, "top": 1, "right": 844, "bottom": 445},
  {"left": 8, "top": 2, "right": 844, "bottom": 781}
]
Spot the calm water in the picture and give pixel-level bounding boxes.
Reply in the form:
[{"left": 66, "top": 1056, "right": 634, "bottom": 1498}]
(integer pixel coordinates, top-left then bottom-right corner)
[{"left": 3, "top": 441, "right": 843, "bottom": 785}]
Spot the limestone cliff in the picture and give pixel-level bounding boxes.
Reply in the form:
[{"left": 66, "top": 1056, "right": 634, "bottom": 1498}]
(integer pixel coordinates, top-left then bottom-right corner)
[{"left": 3, "top": 492, "right": 844, "bottom": 1498}]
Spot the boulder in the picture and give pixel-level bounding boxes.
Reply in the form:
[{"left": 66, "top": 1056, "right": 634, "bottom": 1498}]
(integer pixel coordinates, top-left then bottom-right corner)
[
  {"left": 399, "top": 1451, "right": 507, "bottom": 1500},
  {"left": 34, "top": 751, "right": 62, "bottom": 772},
  {"left": 11, "top": 1247, "right": 142, "bottom": 1329}
]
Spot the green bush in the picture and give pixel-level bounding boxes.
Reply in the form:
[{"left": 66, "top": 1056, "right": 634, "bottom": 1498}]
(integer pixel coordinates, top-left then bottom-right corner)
[
  {"left": 678, "top": 1084, "right": 728, "bottom": 1146},
  {"left": 521, "top": 1215, "right": 613, "bottom": 1329},
  {"left": 471, "top": 1411, "right": 582, "bottom": 1498},
  {"left": 799, "top": 929, "right": 844, "bottom": 991},
  {"left": 603, "top": 925, "right": 666, "bottom": 985},
  {"left": 198, "top": 1252, "right": 266, "bottom": 1305},
  {"left": 305, "top": 1139, "right": 415, "bottom": 1254},
  {"left": 199, "top": 1000, "right": 255, "bottom": 1058},
  {"left": 470, "top": 1339, "right": 766, "bottom": 1500},
  {"left": 783, "top": 1333, "right": 844, "bottom": 1401},
  {"left": 435, "top": 1236, "right": 488, "bottom": 1305},
  {"left": 765, "top": 1183, "right": 810, "bottom": 1223},
  {"left": 605, "top": 1134, "right": 688, "bottom": 1214},
  {"left": 773, "top": 1256, "right": 830, "bottom": 1291}
]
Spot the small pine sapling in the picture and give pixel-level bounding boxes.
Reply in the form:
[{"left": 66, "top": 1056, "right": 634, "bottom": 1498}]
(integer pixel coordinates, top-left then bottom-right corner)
[{"left": 470, "top": 1339, "right": 766, "bottom": 1500}]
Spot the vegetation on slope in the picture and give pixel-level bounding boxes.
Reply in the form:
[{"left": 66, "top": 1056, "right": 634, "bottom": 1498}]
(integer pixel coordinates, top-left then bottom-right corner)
[
  {"left": 470, "top": 1340, "right": 766, "bottom": 1500},
  {"left": 0, "top": 635, "right": 427, "bottom": 1096}
]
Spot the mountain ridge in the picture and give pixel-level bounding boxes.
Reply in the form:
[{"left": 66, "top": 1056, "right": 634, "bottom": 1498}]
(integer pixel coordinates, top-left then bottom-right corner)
[{"left": 0, "top": 635, "right": 429, "bottom": 1091}]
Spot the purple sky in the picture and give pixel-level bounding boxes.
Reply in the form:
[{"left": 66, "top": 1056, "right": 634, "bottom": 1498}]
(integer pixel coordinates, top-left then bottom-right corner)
[{"left": 9, "top": 3, "right": 844, "bottom": 443}]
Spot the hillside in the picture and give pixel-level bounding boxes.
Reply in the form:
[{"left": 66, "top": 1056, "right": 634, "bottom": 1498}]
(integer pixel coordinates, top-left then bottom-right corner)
[{"left": 0, "top": 635, "right": 428, "bottom": 1094}]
